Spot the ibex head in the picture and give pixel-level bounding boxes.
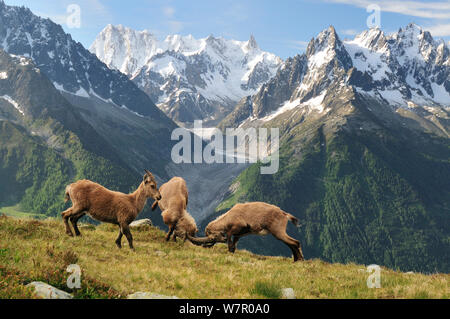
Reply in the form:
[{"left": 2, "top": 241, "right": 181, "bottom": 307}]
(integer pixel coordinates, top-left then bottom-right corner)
[
  {"left": 187, "top": 223, "right": 226, "bottom": 247},
  {"left": 142, "top": 170, "right": 161, "bottom": 201}
]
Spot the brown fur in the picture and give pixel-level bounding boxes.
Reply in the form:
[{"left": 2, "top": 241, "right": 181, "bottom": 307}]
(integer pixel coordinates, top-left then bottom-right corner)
[
  {"left": 61, "top": 170, "right": 161, "bottom": 250},
  {"left": 152, "top": 177, "right": 198, "bottom": 241},
  {"left": 188, "top": 202, "right": 304, "bottom": 262},
  {"left": 173, "top": 213, "right": 198, "bottom": 241}
]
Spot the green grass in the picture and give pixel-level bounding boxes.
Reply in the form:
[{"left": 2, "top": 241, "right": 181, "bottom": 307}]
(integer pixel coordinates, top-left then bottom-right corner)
[
  {"left": 0, "top": 205, "right": 46, "bottom": 219},
  {"left": 0, "top": 215, "right": 448, "bottom": 299},
  {"left": 0, "top": 118, "right": 139, "bottom": 219},
  {"left": 250, "top": 281, "right": 282, "bottom": 299}
]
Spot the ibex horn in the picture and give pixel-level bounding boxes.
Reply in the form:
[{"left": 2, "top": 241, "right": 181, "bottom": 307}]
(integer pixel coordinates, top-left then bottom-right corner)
[
  {"left": 144, "top": 169, "right": 153, "bottom": 177},
  {"left": 186, "top": 234, "right": 216, "bottom": 246}
]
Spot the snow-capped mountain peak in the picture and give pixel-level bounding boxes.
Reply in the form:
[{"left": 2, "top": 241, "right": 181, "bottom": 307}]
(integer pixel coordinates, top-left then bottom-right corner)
[
  {"left": 0, "top": 3, "right": 167, "bottom": 119},
  {"left": 222, "top": 24, "right": 449, "bottom": 129},
  {"left": 350, "top": 27, "right": 387, "bottom": 52},
  {"left": 91, "top": 24, "right": 160, "bottom": 76},
  {"left": 346, "top": 23, "right": 449, "bottom": 106},
  {"left": 90, "top": 25, "right": 282, "bottom": 125},
  {"left": 247, "top": 34, "right": 258, "bottom": 50}
]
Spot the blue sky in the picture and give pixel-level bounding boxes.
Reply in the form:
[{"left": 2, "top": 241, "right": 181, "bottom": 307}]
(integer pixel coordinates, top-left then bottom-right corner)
[{"left": 4, "top": 0, "right": 450, "bottom": 58}]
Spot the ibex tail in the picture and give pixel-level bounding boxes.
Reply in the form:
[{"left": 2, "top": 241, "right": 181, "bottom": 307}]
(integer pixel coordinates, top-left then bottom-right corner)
[
  {"left": 64, "top": 185, "right": 71, "bottom": 203},
  {"left": 284, "top": 212, "right": 299, "bottom": 227}
]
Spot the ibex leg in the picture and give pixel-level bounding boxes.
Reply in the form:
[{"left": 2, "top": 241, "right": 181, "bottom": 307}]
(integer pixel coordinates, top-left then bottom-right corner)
[
  {"left": 165, "top": 222, "right": 177, "bottom": 241},
  {"left": 227, "top": 235, "right": 240, "bottom": 253},
  {"left": 70, "top": 211, "right": 86, "bottom": 236},
  {"left": 61, "top": 206, "right": 84, "bottom": 237}
]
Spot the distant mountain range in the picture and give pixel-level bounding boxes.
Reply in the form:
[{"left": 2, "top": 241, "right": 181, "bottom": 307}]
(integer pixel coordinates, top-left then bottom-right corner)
[
  {"left": 0, "top": 3, "right": 171, "bottom": 119},
  {"left": 90, "top": 24, "right": 282, "bottom": 126},
  {"left": 221, "top": 24, "right": 449, "bottom": 129}
]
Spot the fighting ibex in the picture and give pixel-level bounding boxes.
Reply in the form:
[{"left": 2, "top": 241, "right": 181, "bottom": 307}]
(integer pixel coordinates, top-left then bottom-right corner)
[
  {"left": 152, "top": 176, "right": 198, "bottom": 241},
  {"left": 61, "top": 170, "right": 161, "bottom": 250},
  {"left": 188, "top": 202, "right": 304, "bottom": 262}
]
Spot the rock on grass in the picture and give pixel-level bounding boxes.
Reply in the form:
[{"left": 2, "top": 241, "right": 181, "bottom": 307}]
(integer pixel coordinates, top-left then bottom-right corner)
[
  {"left": 281, "top": 288, "right": 296, "bottom": 299},
  {"left": 129, "top": 219, "right": 153, "bottom": 228},
  {"left": 26, "top": 282, "right": 73, "bottom": 299}
]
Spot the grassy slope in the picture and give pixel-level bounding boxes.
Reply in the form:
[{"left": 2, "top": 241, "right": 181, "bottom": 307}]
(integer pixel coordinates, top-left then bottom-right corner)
[
  {"left": 0, "top": 119, "right": 139, "bottom": 217},
  {"left": 0, "top": 215, "right": 448, "bottom": 299},
  {"left": 0, "top": 205, "right": 45, "bottom": 219},
  {"left": 0, "top": 121, "right": 72, "bottom": 215}
]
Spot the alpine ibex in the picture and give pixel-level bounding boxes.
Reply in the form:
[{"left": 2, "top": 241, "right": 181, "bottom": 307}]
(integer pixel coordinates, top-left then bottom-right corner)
[
  {"left": 151, "top": 176, "right": 198, "bottom": 241},
  {"left": 187, "top": 202, "right": 304, "bottom": 262},
  {"left": 61, "top": 170, "right": 161, "bottom": 250}
]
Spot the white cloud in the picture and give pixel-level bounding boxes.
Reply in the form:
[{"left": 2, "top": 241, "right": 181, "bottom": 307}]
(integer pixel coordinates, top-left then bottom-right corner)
[
  {"left": 424, "top": 24, "right": 450, "bottom": 37},
  {"left": 161, "top": 6, "right": 184, "bottom": 33},
  {"left": 326, "top": 0, "right": 450, "bottom": 19},
  {"left": 168, "top": 20, "right": 184, "bottom": 33},
  {"left": 341, "top": 29, "right": 359, "bottom": 36},
  {"left": 83, "top": 0, "right": 113, "bottom": 27},
  {"left": 163, "top": 6, "right": 175, "bottom": 18}
]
